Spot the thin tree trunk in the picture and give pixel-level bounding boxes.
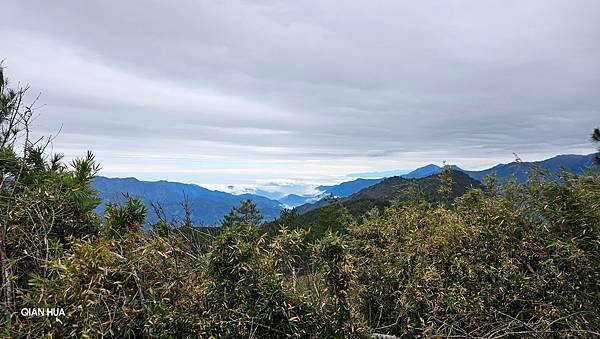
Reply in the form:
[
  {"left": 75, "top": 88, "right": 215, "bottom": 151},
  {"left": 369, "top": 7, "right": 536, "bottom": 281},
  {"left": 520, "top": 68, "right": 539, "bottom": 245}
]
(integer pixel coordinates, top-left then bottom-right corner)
[{"left": 0, "top": 233, "right": 14, "bottom": 310}]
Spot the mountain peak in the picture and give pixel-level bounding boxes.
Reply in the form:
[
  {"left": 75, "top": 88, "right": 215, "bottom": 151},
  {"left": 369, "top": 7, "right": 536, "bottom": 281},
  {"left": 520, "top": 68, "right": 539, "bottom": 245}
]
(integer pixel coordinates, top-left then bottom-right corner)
[{"left": 402, "top": 164, "right": 442, "bottom": 179}]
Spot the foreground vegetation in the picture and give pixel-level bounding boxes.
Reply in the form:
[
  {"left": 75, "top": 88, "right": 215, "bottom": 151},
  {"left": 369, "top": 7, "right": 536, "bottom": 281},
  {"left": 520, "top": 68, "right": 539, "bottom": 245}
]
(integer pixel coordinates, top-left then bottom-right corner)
[{"left": 2, "top": 66, "right": 600, "bottom": 337}]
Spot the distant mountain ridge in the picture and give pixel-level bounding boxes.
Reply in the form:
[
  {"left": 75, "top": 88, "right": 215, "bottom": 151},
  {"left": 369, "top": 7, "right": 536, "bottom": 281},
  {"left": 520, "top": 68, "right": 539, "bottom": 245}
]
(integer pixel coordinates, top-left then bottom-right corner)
[
  {"left": 316, "top": 153, "right": 596, "bottom": 199},
  {"left": 461, "top": 153, "right": 597, "bottom": 182},
  {"left": 92, "top": 176, "right": 283, "bottom": 226},
  {"left": 289, "top": 170, "right": 482, "bottom": 224},
  {"left": 349, "top": 170, "right": 481, "bottom": 202},
  {"left": 92, "top": 153, "right": 596, "bottom": 227},
  {"left": 402, "top": 164, "right": 444, "bottom": 179}
]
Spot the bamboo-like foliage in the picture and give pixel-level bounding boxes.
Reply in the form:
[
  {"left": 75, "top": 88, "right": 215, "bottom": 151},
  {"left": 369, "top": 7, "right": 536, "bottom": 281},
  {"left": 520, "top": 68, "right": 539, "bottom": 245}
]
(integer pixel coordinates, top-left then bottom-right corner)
[{"left": 350, "top": 172, "right": 600, "bottom": 337}]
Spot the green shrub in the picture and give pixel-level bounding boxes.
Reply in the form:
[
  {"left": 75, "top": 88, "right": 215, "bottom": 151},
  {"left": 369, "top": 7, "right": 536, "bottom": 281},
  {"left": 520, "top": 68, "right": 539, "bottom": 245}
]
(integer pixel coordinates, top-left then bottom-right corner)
[{"left": 349, "top": 173, "right": 600, "bottom": 337}]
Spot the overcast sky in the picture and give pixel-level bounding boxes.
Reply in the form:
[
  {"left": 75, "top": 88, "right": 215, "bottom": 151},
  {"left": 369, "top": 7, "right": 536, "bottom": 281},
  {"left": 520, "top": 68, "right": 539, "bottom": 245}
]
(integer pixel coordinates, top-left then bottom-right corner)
[{"left": 1, "top": 1, "right": 599, "bottom": 196}]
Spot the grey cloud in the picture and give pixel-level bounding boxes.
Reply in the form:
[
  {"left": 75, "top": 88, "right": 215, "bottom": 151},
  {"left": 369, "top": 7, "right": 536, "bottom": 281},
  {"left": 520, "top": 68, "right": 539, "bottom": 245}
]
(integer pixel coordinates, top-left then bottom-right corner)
[{"left": 1, "top": 0, "right": 599, "bottom": 188}]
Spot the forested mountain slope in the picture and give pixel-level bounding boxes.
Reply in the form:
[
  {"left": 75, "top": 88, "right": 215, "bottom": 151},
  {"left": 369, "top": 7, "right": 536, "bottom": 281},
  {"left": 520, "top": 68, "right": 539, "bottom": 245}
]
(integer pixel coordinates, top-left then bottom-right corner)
[
  {"left": 313, "top": 153, "right": 596, "bottom": 202},
  {"left": 462, "top": 153, "right": 597, "bottom": 182},
  {"left": 92, "top": 176, "right": 282, "bottom": 225}
]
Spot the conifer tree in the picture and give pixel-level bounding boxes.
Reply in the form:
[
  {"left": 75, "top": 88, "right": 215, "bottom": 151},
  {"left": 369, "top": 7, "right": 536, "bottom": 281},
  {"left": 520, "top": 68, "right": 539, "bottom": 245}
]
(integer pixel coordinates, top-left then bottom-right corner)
[
  {"left": 593, "top": 127, "right": 600, "bottom": 164},
  {"left": 221, "top": 198, "right": 263, "bottom": 228},
  {"left": 1, "top": 64, "right": 102, "bottom": 311},
  {"left": 104, "top": 194, "right": 148, "bottom": 236},
  {"left": 438, "top": 161, "right": 454, "bottom": 201}
]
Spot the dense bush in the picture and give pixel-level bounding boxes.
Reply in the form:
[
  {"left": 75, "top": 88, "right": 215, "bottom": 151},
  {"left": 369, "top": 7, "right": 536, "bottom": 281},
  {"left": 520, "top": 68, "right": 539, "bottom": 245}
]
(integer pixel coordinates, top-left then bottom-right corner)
[
  {"left": 350, "top": 173, "right": 599, "bottom": 337},
  {"left": 1, "top": 66, "right": 102, "bottom": 321}
]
